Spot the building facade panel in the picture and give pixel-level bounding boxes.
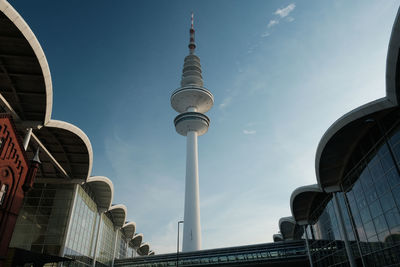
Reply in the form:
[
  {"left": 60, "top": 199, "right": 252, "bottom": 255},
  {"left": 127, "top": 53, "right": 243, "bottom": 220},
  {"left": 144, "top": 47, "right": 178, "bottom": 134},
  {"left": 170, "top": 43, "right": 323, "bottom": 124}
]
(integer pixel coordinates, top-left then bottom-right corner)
[
  {"left": 64, "top": 185, "right": 99, "bottom": 266},
  {"left": 340, "top": 121, "right": 400, "bottom": 266},
  {"left": 96, "top": 213, "right": 116, "bottom": 266},
  {"left": 10, "top": 183, "right": 75, "bottom": 255}
]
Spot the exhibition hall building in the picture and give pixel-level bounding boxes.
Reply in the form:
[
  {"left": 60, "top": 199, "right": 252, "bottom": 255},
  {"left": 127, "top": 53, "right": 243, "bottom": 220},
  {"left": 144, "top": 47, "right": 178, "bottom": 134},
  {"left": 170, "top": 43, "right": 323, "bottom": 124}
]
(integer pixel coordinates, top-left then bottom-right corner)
[
  {"left": 0, "top": 1, "right": 152, "bottom": 266},
  {"left": 275, "top": 5, "right": 400, "bottom": 267}
]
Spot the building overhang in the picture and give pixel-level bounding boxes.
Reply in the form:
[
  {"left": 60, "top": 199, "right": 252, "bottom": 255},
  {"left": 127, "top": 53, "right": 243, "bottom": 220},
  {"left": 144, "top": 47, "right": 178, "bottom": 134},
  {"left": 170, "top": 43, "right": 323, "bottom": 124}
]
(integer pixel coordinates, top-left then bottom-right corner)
[
  {"left": 85, "top": 176, "right": 113, "bottom": 211},
  {"left": 107, "top": 204, "right": 127, "bottom": 228},
  {"left": 137, "top": 243, "right": 150, "bottom": 256},
  {"left": 278, "top": 216, "right": 303, "bottom": 240},
  {"left": 130, "top": 233, "right": 143, "bottom": 249},
  {"left": 121, "top": 221, "right": 136, "bottom": 240},
  {"left": 32, "top": 120, "right": 93, "bottom": 181},
  {"left": 0, "top": 1, "right": 52, "bottom": 125},
  {"left": 290, "top": 184, "right": 330, "bottom": 225},
  {"left": 273, "top": 234, "right": 283, "bottom": 242}
]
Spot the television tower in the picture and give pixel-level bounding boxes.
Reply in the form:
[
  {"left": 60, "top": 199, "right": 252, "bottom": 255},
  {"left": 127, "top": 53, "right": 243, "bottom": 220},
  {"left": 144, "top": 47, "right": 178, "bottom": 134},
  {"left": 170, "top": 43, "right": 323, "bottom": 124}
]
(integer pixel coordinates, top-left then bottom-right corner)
[{"left": 171, "top": 13, "right": 214, "bottom": 252}]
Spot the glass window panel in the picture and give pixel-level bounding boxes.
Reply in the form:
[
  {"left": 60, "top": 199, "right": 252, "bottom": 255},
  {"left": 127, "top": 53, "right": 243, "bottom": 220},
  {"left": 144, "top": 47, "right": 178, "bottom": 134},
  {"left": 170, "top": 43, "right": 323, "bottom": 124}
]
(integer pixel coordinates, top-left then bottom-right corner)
[
  {"left": 369, "top": 159, "right": 384, "bottom": 180},
  {"left": 369, "top": 200, "right": 382, "bottom": 218},
  {"left": 365, "top": 221, "right": 376, "bottom": 238},
  {"left": 390, "top": 130, "right": 400, "bottom": 146},
  {"left": 380, "top": 152, "right": 395, "bottom": 173},
  {"left": 385, "top": 208, "right": 400, "bottom": 230},
  {"left": 360, "top": 207, "right": 372, "bottom": 224},
  {"left": 360, "top": 169, "right": 373, "bottom": 188},
  {"left": 357, "top": 226, "right": 367, "bottom": 242},
  {"left": 391, "top": 143, "right": 400, "bottom": 163},
  {"left": 380, "top": 192, "right": 396, "bottom": 213},
  {"left": 392, "top": 185, "right": 400, "bottom": 207},
  {"left": 365, "top": 186, "right": 378, "bottom": 204},
  {"left": 386, "top": 168, "right": 400, "bottom": 187},
  {"left": 374, "top": 214, "right": 388, "bottom": 234},
  {"left": 375, "top": 178, "right": 390, "bottom": 197},
  {"left": 357, "top": 192, "right": 368, "bottom": 210}
]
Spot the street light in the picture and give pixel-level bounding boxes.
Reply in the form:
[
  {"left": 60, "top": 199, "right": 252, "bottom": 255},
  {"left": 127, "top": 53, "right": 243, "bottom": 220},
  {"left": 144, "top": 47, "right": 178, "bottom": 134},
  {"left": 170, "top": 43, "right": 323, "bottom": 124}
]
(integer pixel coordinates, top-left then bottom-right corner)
[{"left": 177, "top": 220, "right": 184, "bottom": 267}]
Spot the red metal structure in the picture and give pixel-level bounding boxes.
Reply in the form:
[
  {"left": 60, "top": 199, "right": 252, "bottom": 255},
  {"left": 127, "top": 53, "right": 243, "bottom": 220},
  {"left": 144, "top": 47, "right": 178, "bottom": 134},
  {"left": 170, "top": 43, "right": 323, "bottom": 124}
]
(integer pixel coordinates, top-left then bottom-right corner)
[{"left": 0, "top": 115, "right": 36, "bottom": 265}]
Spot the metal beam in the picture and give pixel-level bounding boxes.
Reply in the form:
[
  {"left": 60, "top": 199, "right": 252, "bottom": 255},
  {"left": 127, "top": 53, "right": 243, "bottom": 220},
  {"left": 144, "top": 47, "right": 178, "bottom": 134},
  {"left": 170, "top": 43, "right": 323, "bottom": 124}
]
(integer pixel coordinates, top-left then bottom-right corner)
[{"left": 31, "top": 133, "right": 69, "bottom": 178}]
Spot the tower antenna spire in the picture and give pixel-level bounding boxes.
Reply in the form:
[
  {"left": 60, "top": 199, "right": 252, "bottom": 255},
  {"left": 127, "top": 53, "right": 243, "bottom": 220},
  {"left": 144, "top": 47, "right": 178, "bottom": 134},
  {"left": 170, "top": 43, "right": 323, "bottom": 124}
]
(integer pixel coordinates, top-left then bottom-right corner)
[
  {"left": 191, "top": 12, "right": 194, "bottom": 30},
  {"left": 189, "top": 12, "right": 196, "bottom": 53}
]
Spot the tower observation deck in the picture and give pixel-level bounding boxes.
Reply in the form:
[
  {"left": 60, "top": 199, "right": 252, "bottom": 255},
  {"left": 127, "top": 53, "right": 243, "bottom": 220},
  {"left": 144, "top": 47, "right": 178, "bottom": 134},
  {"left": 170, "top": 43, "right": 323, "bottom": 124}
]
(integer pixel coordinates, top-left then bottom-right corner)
[{"left": 171, "top": 13, "right": 214, "bottom": 252}]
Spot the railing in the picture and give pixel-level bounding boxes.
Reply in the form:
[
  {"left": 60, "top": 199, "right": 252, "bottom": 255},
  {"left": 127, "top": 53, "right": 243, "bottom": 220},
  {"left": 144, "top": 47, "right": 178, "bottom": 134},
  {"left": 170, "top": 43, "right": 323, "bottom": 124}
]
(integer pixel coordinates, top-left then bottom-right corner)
[{"left": 115, "top": 241, "right": 307, "bottom": 267}]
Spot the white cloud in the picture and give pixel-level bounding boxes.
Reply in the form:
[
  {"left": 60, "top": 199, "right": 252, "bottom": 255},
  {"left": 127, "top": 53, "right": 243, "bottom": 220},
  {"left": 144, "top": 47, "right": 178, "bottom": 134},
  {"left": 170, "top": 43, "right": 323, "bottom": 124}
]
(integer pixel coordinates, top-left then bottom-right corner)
[
  {"left": 287, "top": 17, "right": 295, "bottom": 22},
  {"left": 219, "top": 96, "right": 232, "bottom": 109},
  {"left": 261, "top": 31, "right": 270, "bottom": 38},
  {"left": 275, "top": 3, "right": 296, "bottom": 18},
  {"left": 268, "top": 20, "right": 279, "bottom": 28},
  {"left": 243, "top": 129, "right": 256, "bottom": 135}
]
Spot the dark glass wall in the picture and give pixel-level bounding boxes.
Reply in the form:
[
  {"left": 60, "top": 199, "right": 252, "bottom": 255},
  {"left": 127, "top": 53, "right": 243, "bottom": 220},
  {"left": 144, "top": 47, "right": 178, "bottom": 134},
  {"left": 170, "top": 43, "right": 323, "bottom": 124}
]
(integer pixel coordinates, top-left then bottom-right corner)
[
  {"left": 341, "top": 123, "right": 400, "bottom": 266},
  {"left": 309, "top": 198, "right": 350, "bottom": 266}
]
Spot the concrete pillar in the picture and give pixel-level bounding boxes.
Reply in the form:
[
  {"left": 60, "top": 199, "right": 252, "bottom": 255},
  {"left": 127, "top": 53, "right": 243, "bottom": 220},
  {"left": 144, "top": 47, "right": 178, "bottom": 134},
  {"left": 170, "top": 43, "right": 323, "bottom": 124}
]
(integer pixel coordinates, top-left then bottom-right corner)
[
  {"left": 112, "top": 228, "right": 120, "bottom": 267},
  {"left": 182, "top": 130, "right": 201, "bottom": 252},
  {"left": 303, "top": 225, "right": 314, "bottom": 267},
  {"left": 333, "top": 193, "right": 356, "bottom": 267},
  {"left": 92, "top": 212, "right": 103, "bottom": 267}
]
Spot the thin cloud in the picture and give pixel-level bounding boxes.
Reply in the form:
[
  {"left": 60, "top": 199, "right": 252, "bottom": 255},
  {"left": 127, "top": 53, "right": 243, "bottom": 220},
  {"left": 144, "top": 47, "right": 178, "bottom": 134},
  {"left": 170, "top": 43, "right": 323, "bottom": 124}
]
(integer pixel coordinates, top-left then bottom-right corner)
[
  {"left": 219, "top": 96, "right": 232, "bottom": 109},
  {"left": 275, "top": 3, "right": 296, "bottom": 18},
  {"left": 261, "top": 31, "right": 270, "bottom": 38},
  {"left": 243, "top": 129, "right": 256, "bottom": 135},
  {"left": 268, "top": 20, "right": 279, "bottom": 28}
]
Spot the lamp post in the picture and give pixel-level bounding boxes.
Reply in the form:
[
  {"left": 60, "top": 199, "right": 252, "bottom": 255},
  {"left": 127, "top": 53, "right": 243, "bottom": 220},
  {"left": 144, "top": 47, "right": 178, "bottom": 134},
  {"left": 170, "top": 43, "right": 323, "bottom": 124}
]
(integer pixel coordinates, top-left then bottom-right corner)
[{"left": 177, "top": 220, "right": 184, "bottom": 267}]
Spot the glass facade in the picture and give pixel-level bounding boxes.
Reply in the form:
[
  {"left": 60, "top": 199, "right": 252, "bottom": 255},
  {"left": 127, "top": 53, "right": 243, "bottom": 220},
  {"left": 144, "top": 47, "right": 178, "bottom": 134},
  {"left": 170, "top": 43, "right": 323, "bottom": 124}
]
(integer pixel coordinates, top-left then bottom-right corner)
[
  {"left": 9, "top": 183, "right": 140, "bottom": 267},
  {"left": 64, "top": 185, "right": 99, "bottom": 266},
  {"left": 117, "top": 231, "right": 128, "bottom": 259},
  {"left": 340, "top": 123, "right": 400, "bottom": 266},
  {"left": 10, "top": 183, "right": 75, "bottom": 256},
  {"left": 309, "top": 196, "right": 352, "bottom": 266},
  {"left": 305, "top": 119, "right": 400, "bottom": 266},
  {"left": 96, "top": 213, "right": 116, "bottom": 266}
]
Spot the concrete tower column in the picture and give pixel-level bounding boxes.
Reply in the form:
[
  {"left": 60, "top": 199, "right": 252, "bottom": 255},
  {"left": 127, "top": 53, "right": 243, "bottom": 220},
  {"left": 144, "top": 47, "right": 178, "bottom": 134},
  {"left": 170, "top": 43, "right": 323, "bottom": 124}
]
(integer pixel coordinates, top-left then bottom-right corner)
[{"left": 183, "top": 130, "right": 201, "bottom": 251}]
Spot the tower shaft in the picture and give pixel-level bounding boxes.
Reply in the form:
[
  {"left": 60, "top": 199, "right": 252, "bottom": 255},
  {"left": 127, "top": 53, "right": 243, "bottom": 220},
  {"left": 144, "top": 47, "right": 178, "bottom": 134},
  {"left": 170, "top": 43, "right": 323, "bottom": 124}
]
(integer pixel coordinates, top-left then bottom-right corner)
[{"left": 183, "top": 130, "right": 201, "bottom": 251}]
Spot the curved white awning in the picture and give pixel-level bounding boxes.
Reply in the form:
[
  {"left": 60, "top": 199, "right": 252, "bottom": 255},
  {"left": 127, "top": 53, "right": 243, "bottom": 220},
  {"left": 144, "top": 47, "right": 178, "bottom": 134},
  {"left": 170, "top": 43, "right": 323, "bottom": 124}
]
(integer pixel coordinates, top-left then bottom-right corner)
[
  {"left": 107, "top": 204, "right": 127, "bottom": 228},
  {"left": 86, "top": 176, "right": 113, "bottom": 211},
  {"left": 0, "top": 1, "right": 52, "bottom": 125}
]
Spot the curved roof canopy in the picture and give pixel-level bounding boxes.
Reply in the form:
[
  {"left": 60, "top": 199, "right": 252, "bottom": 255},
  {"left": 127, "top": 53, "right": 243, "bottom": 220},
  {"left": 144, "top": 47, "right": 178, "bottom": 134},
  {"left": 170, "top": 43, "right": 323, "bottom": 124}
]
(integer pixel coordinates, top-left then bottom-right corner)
[
  {"left": 137, "top": 243, "right": 150, "bottom": 256},
  {"left": 85, "top": 176, "right": 113, "bottom": 211},
  {"left": 279, "top": 216, "right": 303, "bottom": 240},
  {"left": 130, "top": 233, "right": 143, "bottom": 249},
  {"left": 148, "top": 251, "right": 155, "bottom": 256},
  {"left": 316, "top": 7, "right": 400, "bottom": 192},
  {"left": 121, "top": 222, "right": 136, "bottom": 240},
  {"left": 107, "top": 204, "right": 127, "bottom": 228},
  {"left": 32, "top": 120, "right": 93, "bottom": 181},
  {"left": 273, "top": 234, "right": 283, "bottom": 242},
  {"left": 0, "top": 1, "right": 52, "bottom": 125},
  {"left": 290, "top": 184, "right": 330, "bottom": 225}
]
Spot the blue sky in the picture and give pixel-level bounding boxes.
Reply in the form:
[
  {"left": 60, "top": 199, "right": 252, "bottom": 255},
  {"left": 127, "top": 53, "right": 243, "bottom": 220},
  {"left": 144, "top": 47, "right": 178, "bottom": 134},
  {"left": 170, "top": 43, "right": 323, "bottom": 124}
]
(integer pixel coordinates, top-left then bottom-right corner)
[{"left": 12, "top": 0, "right": 400, "bottom": 253}]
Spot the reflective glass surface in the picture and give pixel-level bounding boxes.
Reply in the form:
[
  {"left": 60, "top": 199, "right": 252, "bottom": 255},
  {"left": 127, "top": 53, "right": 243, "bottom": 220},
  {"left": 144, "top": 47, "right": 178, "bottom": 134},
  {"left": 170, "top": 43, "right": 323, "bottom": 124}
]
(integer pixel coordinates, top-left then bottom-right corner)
[
  {"left": 64, "top": 185, "right": 99, "bottom": 266},
  {"left": 96, "top": 213, "right": 116, "bottom": 265},
  {"left": 342, "top": 127, "right": 400, "bottom": 266},
  {"left": 9, "top": 183, "right": 74, "bottom": 256}
]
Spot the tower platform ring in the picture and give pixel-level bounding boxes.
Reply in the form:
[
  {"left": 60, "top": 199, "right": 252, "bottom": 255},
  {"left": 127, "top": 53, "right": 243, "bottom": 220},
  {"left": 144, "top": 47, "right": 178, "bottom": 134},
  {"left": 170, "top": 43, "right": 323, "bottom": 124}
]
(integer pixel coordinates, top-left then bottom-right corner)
[
  {"left": 174, "top": 112, "right": 210, "bottom": 136},
  {"left": 171, "top": 86, "right": 214, "bottom": 113}
]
